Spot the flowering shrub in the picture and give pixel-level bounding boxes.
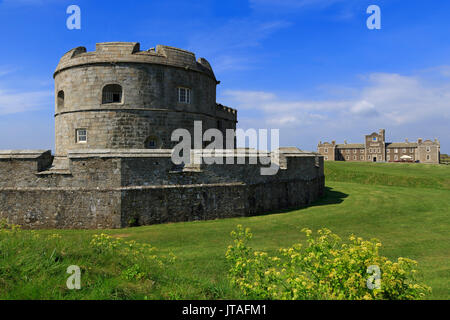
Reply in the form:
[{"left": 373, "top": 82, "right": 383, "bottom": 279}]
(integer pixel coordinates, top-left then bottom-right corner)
[
  {"left": 226, "top": 225, "right": 430, "bottom": 300},
  {"left": 90, "top": 233, "right": 175, "bottom": 280},
  {"left": 0, "top": 219, "right": 176, "bottom": 298}
]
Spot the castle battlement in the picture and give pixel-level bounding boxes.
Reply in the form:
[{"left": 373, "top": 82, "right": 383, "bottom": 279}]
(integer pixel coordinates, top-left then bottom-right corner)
[{"left": 55, "top": 42, "right": 215, "bottom": 80}]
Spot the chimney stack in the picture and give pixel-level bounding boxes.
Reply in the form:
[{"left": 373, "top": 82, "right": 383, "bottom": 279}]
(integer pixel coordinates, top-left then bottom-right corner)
[{"left": 418, "top": 138, "right": 423, "bottom": 144}]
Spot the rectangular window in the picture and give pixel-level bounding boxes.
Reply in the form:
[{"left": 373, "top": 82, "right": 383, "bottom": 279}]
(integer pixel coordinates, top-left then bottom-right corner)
[
  {"left": 324, "top": 148, "right": 328, "bottom": 153},
  {"left": 360, "top": 149, "right": 364, "bottom": 153},
  {"left": 177, "top": 87, "right": 191, "bottom": 104},
  {"left": 346, "top": 155, "right": 349, "bottom": 160},
  {"left": 395, "top": 149, "right": 398, "bottom": 153},
  {"left": 353, "top": 149, "right": 357, "bottom": 153},
  {"left": 346, "top": 150, "right": 350, "bottom": 154},
  {"left": 394, "top": 155, "right": 398, "bottom": 160},
  {"left": 426, "top": 154, "right": 430, "bottom": 160},
  {"left": 353, "top": 155, "right": 357, "bottom": 160},
  {"left": 387, "top": 149, "right": 390, "bottom": 153},
  {"left": 402, "top": 148, "right": 406, "bottom": 153},
  {"left": 387, "top": 155, "right": 390, "bottom": 161},
  {"left": 76, "top": 129, "right": 87, "bottom": 143},
  {"left": 368, "top": 155, "right": 372, "bottom": 160},
  {"left": 360, "top": 155, "right": 364, "bottom": 160}
]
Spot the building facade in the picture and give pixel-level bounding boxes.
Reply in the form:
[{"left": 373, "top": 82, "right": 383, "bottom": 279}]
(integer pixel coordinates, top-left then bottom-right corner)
[{"left": 317, "top": 129, "right": 440, "bottom": 164}]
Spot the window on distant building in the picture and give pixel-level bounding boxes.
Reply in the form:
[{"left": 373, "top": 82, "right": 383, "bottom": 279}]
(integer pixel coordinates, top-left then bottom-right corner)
[
  {"left": 353, "top": 155, "right": 357, "bottom": 160},
  {"left": 387, "top": 155, "right": 390, "bottom": 161},
  {"left": 360, "top": 155, "right": 364, "bottom": 160},
  {"left": 368, "top": 155, "right": 372, "bottom": 160},
  {"left": 353, "top": 149, "right": 357, "bottom": 153},
  {"left": 76, "top": 129, "right": 87, "bottom": 143},
  {"left": 394, "top": 155, "right": 398, "bottom": 160},
  {"left": 360, "top": 149, "right": 364, "bottom": 153},
  {"left": 402, "top": 148, "right": 406, "bottom": 153},
  {"left": 102, "top": 84, "right": 122, "bottom": 104},
  {"left": 426, "top": 154, "right": 430, "bottom": 160},
  {"left": 387, "top": 149, "right": 390, "bottom": 153},
  {"left": 346, "top": 155, "right": 349, "bottom": 160},
  {"left": 373, "top": 137, "right": 377, "bottom": 141},
  {"left": 395, "top": 149, "right": 398, "bottom": 153},
  {"left": 426, "top": 146, "right": 431, "bottom": 152},
  {"left": 379, "top": 155, "right": 382, "bottom": 161},
  {"left": 378, "top": 148, "right": 381, "bottom": 153},
  {"left": 177, "top": 87, "right": 191, "bottom": 104},
  {"left": 324, "top": 148, "right": 328, "bottom": 153},
  {"left": 346, "top": 149, "right": 350, "bottom": 154}
]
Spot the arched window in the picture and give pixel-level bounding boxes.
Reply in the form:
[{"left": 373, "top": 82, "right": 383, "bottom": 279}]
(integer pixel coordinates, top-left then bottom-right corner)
[
  {"left": 102, "top": 84, "right": 122, "bottom": 104},
  {"left": 144, "top": 136, "right": 159, "bottom": 149},
  {"left": 57, "top": 90, "right": 64, "bottom": 109}
]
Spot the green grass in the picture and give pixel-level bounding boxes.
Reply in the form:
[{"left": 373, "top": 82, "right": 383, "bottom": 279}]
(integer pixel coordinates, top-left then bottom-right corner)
[{"left": 0, "top": 162, "right": 449, "bottom": 299}]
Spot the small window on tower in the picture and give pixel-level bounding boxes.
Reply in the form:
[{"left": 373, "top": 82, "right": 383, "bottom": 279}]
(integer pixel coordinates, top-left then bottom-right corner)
[
  {"left": 76, "top": 129, "right": 87, "bottom": 143},
  {"left": 373, "top": 137, "right": 377, "bottom": 141},
  {"left": 177, "top": 87, "right": 191, "bottom": 104},
  {"left": 57, "top": 90, "right": 64, "bottom": 109},
  {"left": 102, "top": 84, "right": 123, "bottom": 104}
]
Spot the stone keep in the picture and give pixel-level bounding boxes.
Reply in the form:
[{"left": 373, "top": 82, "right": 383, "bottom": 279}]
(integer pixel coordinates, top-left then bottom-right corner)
[
  {"left": 0, "top": 42, "right": 324, "bottom": 229},
  {"left": 54, "top": 42, "right": 237, "bottom": 159}
]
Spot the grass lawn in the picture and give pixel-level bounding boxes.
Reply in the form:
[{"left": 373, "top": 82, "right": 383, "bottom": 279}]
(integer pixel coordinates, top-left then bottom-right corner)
[{"left": 1, "top": 162, "right": 449, "bottom": 299}]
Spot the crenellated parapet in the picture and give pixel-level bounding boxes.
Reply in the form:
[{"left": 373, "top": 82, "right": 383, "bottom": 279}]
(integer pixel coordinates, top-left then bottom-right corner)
[{"left": 54, "top": 42, "right": 216, "bottom": 80}]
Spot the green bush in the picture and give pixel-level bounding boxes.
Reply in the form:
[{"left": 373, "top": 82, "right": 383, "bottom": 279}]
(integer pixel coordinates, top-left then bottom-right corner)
[
  {"left": 226, "top": 225, "right": 431, "bottom": 300},
  {"left": 0, "top": 219, "right": 175, "bottom": 299}
]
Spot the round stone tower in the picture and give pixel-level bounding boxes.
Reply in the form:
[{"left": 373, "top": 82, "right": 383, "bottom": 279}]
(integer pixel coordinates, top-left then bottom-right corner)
[{"left": 53, "top": 42, "right": 237, "bottom": 158}]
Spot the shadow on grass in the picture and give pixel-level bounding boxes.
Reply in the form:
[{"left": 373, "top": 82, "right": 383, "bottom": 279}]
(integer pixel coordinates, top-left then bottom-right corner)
[
  {"left": 252, "top": 186, "right": 349, "bottom": 217},
  {"left": 309, "top": 186, "right": 349, "bottom": 207}
]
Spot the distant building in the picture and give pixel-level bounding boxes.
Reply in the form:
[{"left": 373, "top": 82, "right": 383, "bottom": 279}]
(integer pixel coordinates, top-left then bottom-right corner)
[{"left": 317, "top": 129, "right": 440, "bottom": 164}]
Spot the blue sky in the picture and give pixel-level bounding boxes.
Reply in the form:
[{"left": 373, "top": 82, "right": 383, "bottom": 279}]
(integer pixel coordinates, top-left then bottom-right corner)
[{"left": 0, "top": 0, "right": 449, "bottom": 153}]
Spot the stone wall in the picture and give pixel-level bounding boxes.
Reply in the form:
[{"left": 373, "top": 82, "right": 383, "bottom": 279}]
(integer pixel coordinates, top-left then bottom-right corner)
[{"left": 0, "top": 149, "right": 324, "bottom": 229}]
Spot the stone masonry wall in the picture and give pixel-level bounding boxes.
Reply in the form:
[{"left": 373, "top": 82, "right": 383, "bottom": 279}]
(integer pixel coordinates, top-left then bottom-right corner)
[{"left": 0, "top": 150, "right": 324, "bottom": 229}]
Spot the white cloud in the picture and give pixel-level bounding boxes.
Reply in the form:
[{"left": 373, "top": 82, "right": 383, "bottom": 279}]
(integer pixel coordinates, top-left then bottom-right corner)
[
  {"left": 0, "top": 66, "right": 17, "bottom": 77},
  {"left": 0, "top": 88, "right": 52, "bottom": 115},
  {"left": 188, "top": 17, "right": 291, "bottom": 72},
  {"left": 220, "top": 70, "right": 450, "bottom": 151}
]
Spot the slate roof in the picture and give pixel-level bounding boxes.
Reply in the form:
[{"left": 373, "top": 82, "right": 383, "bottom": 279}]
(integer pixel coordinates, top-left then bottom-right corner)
[
  {"left": 336, "top": 144, "right": 365, "bottom": 149},
  {"left": 386, "top": 142, "right": 418, "bottom": 148}
]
